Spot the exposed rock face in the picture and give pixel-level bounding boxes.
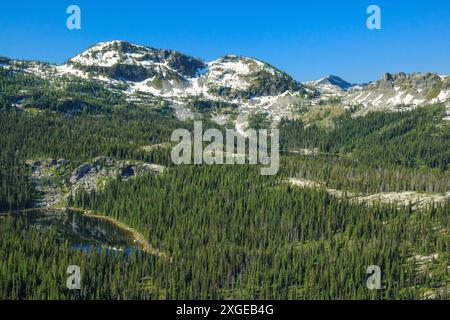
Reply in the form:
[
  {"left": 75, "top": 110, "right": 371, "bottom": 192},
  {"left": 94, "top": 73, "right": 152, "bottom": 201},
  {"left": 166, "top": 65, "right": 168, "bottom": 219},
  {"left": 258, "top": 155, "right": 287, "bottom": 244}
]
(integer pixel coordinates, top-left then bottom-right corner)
[
  {"left": 69, "top": 157, "right": 165, "bottom": 195},
  {"left": 27, "top": 157, "right": 165, "bottom": 208},
  {"left": 27, "top": 159, "right": 70, "bottom": 208},
  {"left": 288, "top": 178, "right": 450, "bottom": 211},
  {"left": 71, "top": 163, "right": 92, "bottom": 184},
  {"left": 121, "top": 165, "right": 135, "bottom": 178},
  {"left": 67, "top": 40, "right": 206, "bottom": 81},
  {"left": 344, "top": 72, "right": 450, "bottom": 112},
  {"left": 373, "top": 72, "right": 442, "bottom": 91}
]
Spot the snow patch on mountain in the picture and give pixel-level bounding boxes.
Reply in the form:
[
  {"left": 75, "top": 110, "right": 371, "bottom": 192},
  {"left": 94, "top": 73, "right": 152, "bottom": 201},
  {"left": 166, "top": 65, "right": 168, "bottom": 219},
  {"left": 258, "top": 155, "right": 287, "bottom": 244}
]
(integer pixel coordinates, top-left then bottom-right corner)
[
  {"left": 9, "top": 41, "right": 450, "bottom": 128},
  {"left": 203, "top": 56, "right": 255, "bottom": 90},
  {"left": 55, "top": 64, "right": 89, "bottom": 79},
  {"left": 344, "top": 73, "right": 450, "bottom": 112}
]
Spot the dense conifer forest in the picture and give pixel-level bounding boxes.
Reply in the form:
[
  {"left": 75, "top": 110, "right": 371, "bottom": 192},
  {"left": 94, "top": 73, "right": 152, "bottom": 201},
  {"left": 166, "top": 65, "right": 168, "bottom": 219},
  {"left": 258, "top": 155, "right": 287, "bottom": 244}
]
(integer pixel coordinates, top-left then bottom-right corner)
[{"left": 0, "top": 68, "right": 449, "bottom": 299}]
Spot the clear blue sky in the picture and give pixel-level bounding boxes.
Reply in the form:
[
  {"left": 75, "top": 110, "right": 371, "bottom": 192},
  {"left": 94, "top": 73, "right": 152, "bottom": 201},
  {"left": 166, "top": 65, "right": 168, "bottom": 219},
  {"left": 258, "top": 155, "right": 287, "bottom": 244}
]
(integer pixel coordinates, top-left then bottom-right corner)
[{"left": 0, "top": 0, "right": 449, "bottom": 83}]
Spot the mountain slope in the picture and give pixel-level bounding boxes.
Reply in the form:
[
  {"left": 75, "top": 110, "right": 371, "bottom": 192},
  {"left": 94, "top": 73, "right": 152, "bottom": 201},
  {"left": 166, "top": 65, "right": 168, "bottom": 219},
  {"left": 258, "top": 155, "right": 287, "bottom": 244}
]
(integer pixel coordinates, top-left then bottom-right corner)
[
  {"left": 344, "top": 72, "right": 450, "bottom": 112},
  {"left": 54, "top": 41, "right": 304, "bottom": 99},
  {"left": 2, "top": 40, "right": 450, "bottom": 127},
  {"left": 66, "top": 41, "right": 206, "bottom": 78},
  {"left": 17, "top": 41, "right": 310, "bottom": 129}
]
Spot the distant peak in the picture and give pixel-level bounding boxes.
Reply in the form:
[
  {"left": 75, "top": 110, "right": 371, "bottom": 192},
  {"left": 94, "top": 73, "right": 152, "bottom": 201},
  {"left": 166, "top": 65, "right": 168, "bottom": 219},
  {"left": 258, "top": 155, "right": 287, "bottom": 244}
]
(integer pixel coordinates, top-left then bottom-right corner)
[{"left": 315, "top": 75, "right": 353, "bottom": 91}]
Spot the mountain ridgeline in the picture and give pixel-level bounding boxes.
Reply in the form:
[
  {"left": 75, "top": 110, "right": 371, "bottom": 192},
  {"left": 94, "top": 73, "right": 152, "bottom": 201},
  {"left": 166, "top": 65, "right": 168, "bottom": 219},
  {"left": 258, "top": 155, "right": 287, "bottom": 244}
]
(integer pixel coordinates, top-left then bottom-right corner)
[
  {"left": 58, "top": 41, "right": 304, "bottom": 100},
  {"left": 1, "top": 40, "right": 449, "bottom": 129}
]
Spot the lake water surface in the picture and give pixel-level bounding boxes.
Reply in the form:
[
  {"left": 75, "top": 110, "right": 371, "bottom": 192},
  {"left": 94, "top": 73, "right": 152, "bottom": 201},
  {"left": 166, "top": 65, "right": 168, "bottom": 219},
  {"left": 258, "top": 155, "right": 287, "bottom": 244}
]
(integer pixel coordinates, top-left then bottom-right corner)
[{"left": 4, "top": 209, "right": 139, "bottom": 255}]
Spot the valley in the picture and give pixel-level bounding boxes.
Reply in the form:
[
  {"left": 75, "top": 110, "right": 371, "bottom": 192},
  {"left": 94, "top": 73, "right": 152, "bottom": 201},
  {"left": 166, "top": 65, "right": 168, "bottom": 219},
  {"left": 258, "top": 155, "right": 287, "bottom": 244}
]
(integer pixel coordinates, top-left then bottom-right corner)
[{"left": 0, "top": 41, "right": 449, "bottom": 300}]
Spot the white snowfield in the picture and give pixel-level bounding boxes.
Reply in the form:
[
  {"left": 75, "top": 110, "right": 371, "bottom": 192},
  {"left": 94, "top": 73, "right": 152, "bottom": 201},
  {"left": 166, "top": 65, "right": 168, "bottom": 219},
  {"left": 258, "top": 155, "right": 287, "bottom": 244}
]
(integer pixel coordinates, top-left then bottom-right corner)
[{"left": 205, "top": 57, "right": 254, "bottom": 90}]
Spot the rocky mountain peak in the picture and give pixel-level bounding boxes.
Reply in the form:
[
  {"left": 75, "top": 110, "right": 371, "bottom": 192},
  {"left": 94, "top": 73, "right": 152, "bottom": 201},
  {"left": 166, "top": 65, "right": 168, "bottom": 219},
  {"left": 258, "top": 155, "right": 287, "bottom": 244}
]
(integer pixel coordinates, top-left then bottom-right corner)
[
  {"left": 343, "top": 72, "right": 450, "bottom": 112},
  {"left": 67, "top": 40, "right": 206, "bottom": 81},
  {"left": 373, "top": 72, "right": 443, "bottom": 91},
  {"left": 6, "top": 40, "right": 449, "bottom": 127},
  {"left": 316, "top": 75, "right": 353, "bottom": 91}
]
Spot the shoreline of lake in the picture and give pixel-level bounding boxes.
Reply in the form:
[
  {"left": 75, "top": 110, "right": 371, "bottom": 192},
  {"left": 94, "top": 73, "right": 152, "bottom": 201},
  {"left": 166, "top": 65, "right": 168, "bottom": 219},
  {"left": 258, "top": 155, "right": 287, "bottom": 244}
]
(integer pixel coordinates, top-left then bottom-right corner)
[{"left": 0, "top": 206, "right": 166, "bottom": 258}]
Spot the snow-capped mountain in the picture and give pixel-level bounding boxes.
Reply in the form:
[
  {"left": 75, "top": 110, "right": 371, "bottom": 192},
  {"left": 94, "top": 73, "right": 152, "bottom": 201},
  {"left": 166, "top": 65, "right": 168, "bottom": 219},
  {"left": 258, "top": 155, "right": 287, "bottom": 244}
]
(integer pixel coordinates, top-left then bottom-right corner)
[
  {"left": 53, "top": 41, "right": 304, "bottom": 100},
  {"left": 303, "top": 72, "right": 450, "bottom": 119},
  {"left": 55, "top": 41, "right": 206, "bottom": 94},
  {"left": 26, "top": 40, "right": 308, "bottom": 129},
  {"left": 3, "top": 40, "right": 450, "bottom": 127}
]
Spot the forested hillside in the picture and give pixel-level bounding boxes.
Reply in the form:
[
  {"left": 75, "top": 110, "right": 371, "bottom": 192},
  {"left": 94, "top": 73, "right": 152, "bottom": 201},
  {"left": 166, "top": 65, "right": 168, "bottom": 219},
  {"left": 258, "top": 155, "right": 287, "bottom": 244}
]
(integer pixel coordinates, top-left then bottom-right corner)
[
  {"left": 69, "top": 165, "right": 449, "bottom": 299},
  {"left": 280, "top": 104, "right": 450, "bottom": 171},
  {"left": 0, "top": 62, "right": 449, "bottom": 299},
  {"left": 1, "top": 165, "right": 448, "bottom": 299}
]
